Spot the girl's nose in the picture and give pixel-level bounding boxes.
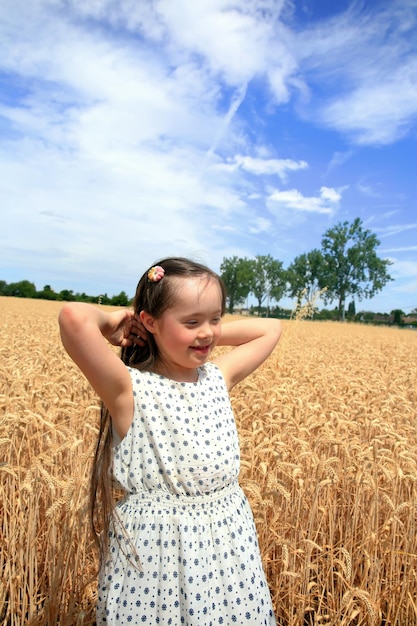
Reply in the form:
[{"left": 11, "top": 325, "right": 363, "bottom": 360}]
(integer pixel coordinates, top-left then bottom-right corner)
[{"left": 198, "top": 322, "right": 213, "bottom": 338}]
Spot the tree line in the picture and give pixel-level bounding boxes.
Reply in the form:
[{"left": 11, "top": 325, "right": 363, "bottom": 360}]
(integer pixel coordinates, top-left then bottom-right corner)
[
  {"left": 0, "top": 280, "right": 130, "bottom": 307},
  {"left": 1, "top": 218, "right": 411, "bottom": 321},
  {"left": 220, "top": 217, "right": 394, "bottom": 320}
]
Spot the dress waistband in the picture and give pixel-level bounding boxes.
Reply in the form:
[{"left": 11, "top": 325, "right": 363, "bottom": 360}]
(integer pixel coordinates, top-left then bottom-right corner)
[{"left": 118, "top": 480, "right": 241, "bottom": 510}]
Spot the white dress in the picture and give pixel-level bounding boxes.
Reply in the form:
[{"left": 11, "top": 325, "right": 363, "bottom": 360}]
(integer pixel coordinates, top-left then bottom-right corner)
[{"left": 97, "top": 362, "right": 277, "bottom": 625}]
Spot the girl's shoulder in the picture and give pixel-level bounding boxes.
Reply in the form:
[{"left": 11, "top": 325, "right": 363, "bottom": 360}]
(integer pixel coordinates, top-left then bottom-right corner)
[
  {"left": 202, "top": 361, "right": 219, "bottom": 375},
  {"left": 203, "top": 362, "right": 229, "bottom": 389}
]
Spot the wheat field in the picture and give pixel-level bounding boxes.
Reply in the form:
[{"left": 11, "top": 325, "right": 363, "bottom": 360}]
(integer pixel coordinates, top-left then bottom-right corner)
[{"left": 1, "top": 297, "right": 416, "bottom": 625}]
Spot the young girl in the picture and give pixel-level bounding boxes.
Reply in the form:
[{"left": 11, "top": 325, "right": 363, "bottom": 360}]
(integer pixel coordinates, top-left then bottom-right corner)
[{"left": 59, "top": 257, "right": 282, "bottom": 625}]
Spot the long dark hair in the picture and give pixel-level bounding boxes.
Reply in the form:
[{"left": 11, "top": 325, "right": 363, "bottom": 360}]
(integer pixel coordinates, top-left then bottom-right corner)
[{"left": 90, "top": 257, "right": 226, "bottom": 561}]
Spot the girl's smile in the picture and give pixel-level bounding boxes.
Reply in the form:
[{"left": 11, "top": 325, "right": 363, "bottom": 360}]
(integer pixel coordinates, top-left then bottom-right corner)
[{"left": 190, "top": 344, "right": 211, "bottom": 353}]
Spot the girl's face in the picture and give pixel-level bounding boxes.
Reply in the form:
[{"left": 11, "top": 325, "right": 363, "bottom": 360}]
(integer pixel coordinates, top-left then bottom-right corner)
[{"left": 143, "top": 276, "right": 223, "bottom": 381}]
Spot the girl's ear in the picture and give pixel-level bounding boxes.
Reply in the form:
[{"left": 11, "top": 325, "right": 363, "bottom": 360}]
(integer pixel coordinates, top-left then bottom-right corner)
[{"left": 140, "top": 310, "right": 157, "bottom": 334}]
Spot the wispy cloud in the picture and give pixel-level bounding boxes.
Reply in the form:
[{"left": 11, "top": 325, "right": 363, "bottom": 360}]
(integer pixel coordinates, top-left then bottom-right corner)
[
  {"left": 381, "top": 246, "right": 417, "bottom": 253},
  {"left": 214, "top": 155, "right": 308, "bottom": 182},
  {"left": 357, "top": 183, "right": 383, "bottom": 198},
  {"left": 293, "top": 1, "right": 417, "bottom": 145},
  {"left": 322, "top": 73, "right": 417, "bottom": 145},
  {"left": 375, "top": 223, "right": 417, "bottom": 237},
  {"left": 248, "top": 216, "right": 273, "bottom": 234},
  {"left": 325, "top": 150, "right": 354, "bottom": 175},
  {"left": 389, "top": 259, "right": 417, "bottom": 280}
]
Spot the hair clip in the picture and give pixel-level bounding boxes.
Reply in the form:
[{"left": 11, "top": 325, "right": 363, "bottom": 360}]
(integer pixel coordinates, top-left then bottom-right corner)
[{"left": 147, "top": 265, "right": 165, "bottom": 282}]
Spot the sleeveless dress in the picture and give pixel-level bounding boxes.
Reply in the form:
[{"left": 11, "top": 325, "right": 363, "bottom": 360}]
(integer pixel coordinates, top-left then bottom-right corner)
[{"left": 97, "top": 362, "right": 277, "bottom": 625}]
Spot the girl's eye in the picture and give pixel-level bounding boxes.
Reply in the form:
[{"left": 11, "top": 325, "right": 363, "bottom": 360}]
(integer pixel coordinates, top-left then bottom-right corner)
[{"left": 185, "top": 317, "right": 221, "bottom": 326}]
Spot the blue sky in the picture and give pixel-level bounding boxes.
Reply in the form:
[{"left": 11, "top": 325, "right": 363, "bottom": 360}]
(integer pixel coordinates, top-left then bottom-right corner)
[{"left": 0, "top": 0, "right": 416, "bottom": 313}]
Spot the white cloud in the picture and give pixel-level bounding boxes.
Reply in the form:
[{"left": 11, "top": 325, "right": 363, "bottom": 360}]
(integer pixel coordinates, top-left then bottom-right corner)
[
  {"left": 230, "top": 155, "right": 307, "bottom": 180},
  {"left": 322, "top": 72, "right": 417, "bottom": 145},
  {"left": 158, "top": 0, "right": 273, "bottom": 84},
  {"left": 248, "top": 216, "right": 272, "bottom": 234},
  {"left": 267, "top": 186, "right": 342, "bottom": 215},
  {"left": 61, "top": 0, "right": 294, "bottom": 90}
]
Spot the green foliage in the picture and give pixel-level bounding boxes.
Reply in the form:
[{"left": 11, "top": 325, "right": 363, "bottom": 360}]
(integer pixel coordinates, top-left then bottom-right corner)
[
  {"left": 346, "top": 300, "right": 356, "bottom": 320},
  {"left": 110, "top": 291, "right": 130, "bottom": 307},
  {"left": 0, "top": 280, "right": 131, "bottom": 306},
  {"left": 320, "top": 217, "right": 393, "bottom": 320},
  {"left": 391, "top": 309, "right": 405, "bottom": 325},
  {"left": 220, "top": 256, "right": 254, "bottom": 313},
  {"left": 286, "top": 249, "right": 325, "bottom": 307},
  {"left": 251, "top": 255, "right": 286, "bottom": 316},
  {"left": 361, "top": 311, "right": 379, "bottom": 322},
  {"left": 36, "top": 285, "right": 58, "bottom": 300},
  {"left": 98, "top": 293, "right": 112, "bottom": 305},
  {"left": 220, "top": 254, "right": 286, "bottom": 315},
  {"left": 313, "top": 308, "right": 340, "bottom": 321},
  {"left": 5, "top": 280, "right": 37, "bottom": 298},
  {"left": 75, "top": 292, "right": 95, "bottom": 303},
  {"left": 59, "top": 289, "right": 76, "bottom": 302}
]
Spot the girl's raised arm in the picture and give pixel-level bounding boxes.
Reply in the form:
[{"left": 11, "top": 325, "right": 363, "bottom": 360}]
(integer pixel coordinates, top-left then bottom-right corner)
[
  {"left": 58, "top": 303, "right": 137, "bottom": 435},
  {"left": 212, "top": 318, "right": 282, "bottom": 390}
]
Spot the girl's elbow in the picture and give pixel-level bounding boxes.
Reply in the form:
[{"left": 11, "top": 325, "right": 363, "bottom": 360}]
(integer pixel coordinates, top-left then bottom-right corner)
[
  {"left": 269, "top": 317, "right": 282, "bottom": 332},
  {"left": 59, "top": 303, "right": 73, "bottom": 324},
  {"left": 58, "top": 304, "right": 70, "bottom": 329},
  {"left": 58, "top": 303, "right": 83, "bottom": 335},
  {"left": 270, "top": 319, "right": 283, "bottom": 343}
]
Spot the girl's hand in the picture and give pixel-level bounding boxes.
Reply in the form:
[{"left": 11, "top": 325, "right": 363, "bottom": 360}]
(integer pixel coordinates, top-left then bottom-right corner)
[
  {"left": 213, "top": 318, "right": 282, "bottom": 390},
  {"left": 105, "top": 311, "right": 148, "bottom": 347},
  {"left": 128, "top": 313, "right": 148, "bottom": 347}
]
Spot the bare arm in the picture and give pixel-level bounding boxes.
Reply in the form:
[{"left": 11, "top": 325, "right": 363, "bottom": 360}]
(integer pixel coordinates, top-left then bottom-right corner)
[
  {"left": 212, "top": 317, "right": 282, "bottom": 390},
  {"left": 58, "top": 303, "right": 144, "bottom": 437}
]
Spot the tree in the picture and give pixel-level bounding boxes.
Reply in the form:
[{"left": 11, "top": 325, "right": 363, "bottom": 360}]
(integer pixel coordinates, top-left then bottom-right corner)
[
  {"left": 59, "top": 289, "right": 75, "bottom": 301},
  {"left": 251, "top": 255, "right": 286, "bottom": 316},
  {"left": 99, "top": 293, "right": 112, "bottom": 305},
  {"left": 220, "top": 256, "right": 254, "bottom": 314},
  {"left": 7, "top": 280, "right": 37, "bottom": 298},
  {"left": 391, "top": 309, "right": 405, "bottom": 325},
  {"left": 286, "top": 249, "right": 325, "bottom": 308},
  {"left": 319, "top": 218, "right": 393, "bottom": 320},
  {"left": 37, "top": 284, "right": 57, "bottom": 300},
  {"left": 315, "top": 308, "right": 340, "bottom": 321},
  {"left": 75, "top": 292, "right": 94, "bottom": 303},
  {"left": 111, "top": 291, "right": 130, "bottom": 306},
  {"left": 347, "top": 300, "right": 356, "bottom": 320}
]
